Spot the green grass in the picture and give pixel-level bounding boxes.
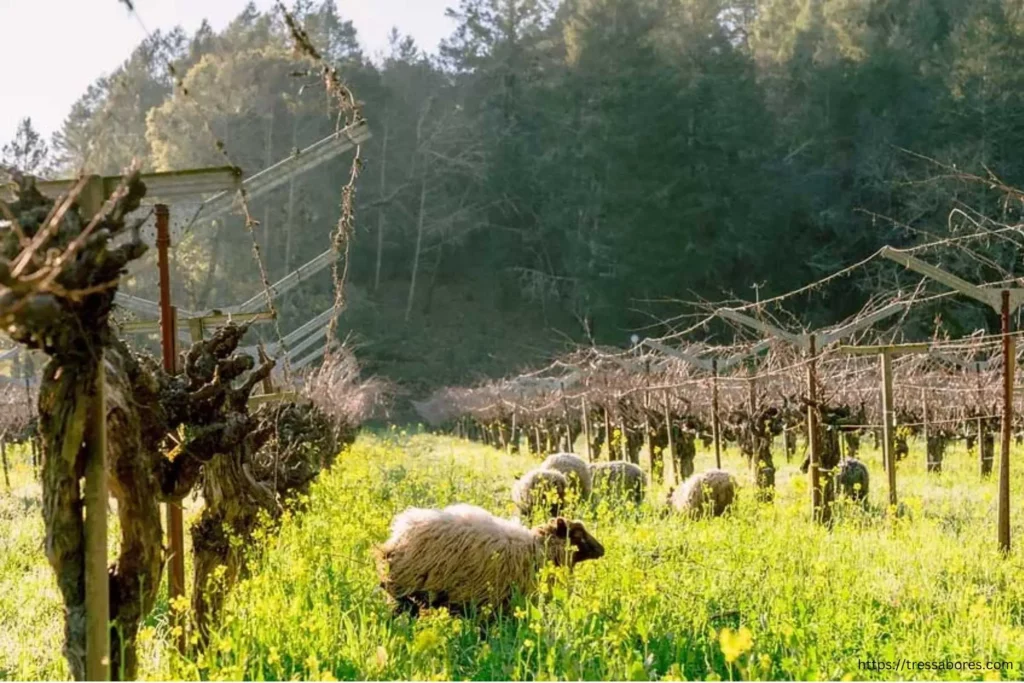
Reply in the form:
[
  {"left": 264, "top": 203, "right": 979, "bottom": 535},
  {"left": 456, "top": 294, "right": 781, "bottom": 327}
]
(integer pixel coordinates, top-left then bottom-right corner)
[{"left": 5, "top": 430, "right": 1024, "bottom": 680}]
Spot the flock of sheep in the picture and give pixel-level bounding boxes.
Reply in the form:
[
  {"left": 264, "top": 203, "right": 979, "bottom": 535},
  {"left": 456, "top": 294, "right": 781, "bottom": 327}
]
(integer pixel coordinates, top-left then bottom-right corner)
[{"left": 373, "top": 453, "right": 747, "bottom": 616}]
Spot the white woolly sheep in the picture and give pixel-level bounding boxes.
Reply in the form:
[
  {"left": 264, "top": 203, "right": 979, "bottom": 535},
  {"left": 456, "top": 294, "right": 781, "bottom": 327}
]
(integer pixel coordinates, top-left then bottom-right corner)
[
  {"left": 541, "top": 452, "right": 593, "bottom": 500},
  {"left": 375, "top": 503, "right": 605, "bottom": 614},
  {"left": 668, "top": 468, "right": 737, "bottom": 518},
  {"left": 589, "top": 460, "right": 646, "bottom": 505},
  {"left": 512, "top": 468, "right": 569, "bottom": 517}
]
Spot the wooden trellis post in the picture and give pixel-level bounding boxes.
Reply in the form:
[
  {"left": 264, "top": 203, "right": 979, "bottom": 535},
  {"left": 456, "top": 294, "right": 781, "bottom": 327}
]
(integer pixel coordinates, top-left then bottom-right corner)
[
  {"left": 603, "top": 407, "right": 612, "bottom": 460},
  {"left": 748, "top": 374, "right": 758, "bottom": 472},
  {"left": 510, "top": 406, "right": 518, "bottom": 455},
  {"left": 882, "top": 246, "right": 1024, "bottom": 553},
  {"left": 976, "top": 361, "right": 993, "bottom": 476},
  {"left": 921, "top": 387, "right": 931, "bottom": 465},
  {"left": 580, "top": 397, "right": 591, "bottom": 461},
  {"left": 807, "top": 333, "right": 827, "bottom": 522},
  {"left": 748, "top": 375, "right": 757, "bottom": 416},
  {"left": 662, "top": 389, "right": 676, "bottom": 484},
  {"left": 642, "top": 361, "right": 654, "bottom": 477},
  {"left": 1000, "top": 289, "right": 1015, "bottom": 552},
  {"left": 560, "top": 384, "right": 571, "bottom": 453},
  {"left": 711, "top": 360, "right": 722, "bottom": 469},
  {"left": 84, "top": 354, "right": 108, "bottom": 682},
  {"left": 618, "top": 403, "right": 629, "bottom": 462},
  {"left": 882, "top": 353, "right": 895, "bottom": 486},
  {"left": 1, "top": 440, "right": 8, "bottom": 490},
  {"left": 80, "top": 175, "right": 110, "bottom": 682}
]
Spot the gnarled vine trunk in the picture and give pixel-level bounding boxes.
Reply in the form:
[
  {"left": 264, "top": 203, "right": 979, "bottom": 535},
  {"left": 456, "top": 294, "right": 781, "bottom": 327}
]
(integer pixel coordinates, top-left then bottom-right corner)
[{"left": 2, "top": 171, "right": 355, "bottom": 679}]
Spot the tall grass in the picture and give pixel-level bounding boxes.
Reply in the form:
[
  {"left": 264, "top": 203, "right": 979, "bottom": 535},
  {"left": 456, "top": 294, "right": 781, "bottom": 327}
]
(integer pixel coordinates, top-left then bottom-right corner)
[{"left": 5, "top": 429, "right": 1024, "bottom": 680}]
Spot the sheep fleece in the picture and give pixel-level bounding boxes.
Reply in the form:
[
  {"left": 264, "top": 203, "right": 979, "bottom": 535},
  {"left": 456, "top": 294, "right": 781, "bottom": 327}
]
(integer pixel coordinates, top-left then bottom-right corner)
[
  {"left": 541, "top": 453, "right": 593, "bottom": 499},
  {"left": 512, "top": 468, "right": 568, "bottom": 515},
  {"left": 671, "top": 468, "right": 737, "bottom": 517},
  {"left": 376, "top": 504, "right": 565, "bottom": 608},
  {"left": 591, "top": 460, "right": 646, "bottom": 503}
]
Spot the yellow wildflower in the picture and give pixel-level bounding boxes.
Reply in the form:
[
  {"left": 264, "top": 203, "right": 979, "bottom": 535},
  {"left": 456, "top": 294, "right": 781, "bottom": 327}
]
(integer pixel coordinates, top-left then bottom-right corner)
[{"left": 719, "top": 626, "right": 753, "bottom": 663}]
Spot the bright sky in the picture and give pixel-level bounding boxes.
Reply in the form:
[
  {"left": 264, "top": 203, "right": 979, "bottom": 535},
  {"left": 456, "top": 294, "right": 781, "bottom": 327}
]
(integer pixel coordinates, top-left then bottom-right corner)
[{"left": 0, "top": 0, "right": 456, "bottom": 144}]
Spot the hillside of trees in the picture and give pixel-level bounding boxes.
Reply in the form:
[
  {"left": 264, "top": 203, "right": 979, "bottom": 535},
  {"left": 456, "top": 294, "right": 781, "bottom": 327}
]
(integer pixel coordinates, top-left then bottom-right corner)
[{"left": 6, "top": 0, "right": 1024, "bottom": 393}]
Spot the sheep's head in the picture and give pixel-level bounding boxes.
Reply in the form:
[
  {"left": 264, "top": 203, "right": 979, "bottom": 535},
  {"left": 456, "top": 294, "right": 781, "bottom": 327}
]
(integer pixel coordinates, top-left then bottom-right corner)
[{"left": 537, "top": 517, "right": 605, "bottom": 566}]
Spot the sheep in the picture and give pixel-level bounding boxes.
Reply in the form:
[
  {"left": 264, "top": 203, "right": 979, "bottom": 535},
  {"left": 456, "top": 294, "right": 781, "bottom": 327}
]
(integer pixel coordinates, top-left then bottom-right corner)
[
  {"left": 800, "top": 457, "right": 870, "bottom": 504},
  {"left": 835, "top": 457, "right": 869, "bottom": 502},
  {"left": 668, "top": 469, "right": 737, "bottom": 518},
  {"left": 590, "top": 460, "right": 646, "bottom": 505},
  {"left": 541, "top": 452, "right": 593, "bottom": 501},
  {"left": 375, "top": 504, "right": 605, "bottom": 614},
  {"left": 512, "top": 468, "right": 569, "bottom": 517}
]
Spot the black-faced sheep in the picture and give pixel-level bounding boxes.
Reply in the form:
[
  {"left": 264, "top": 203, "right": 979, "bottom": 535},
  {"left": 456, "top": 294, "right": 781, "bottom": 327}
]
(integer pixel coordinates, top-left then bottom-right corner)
[
  {"left": 541, "top": 452, "right": 593, "bottom": 500},
  {"left": 590, "top": 460, "right": 646, "bottom": 505},
  {"left": 668, "top": 469, "right": 737, "bottom": 518},
  {"left": 835, "top": 457, "right": 869, "bottom": 501},
  {"left": 375, "top": 504, "right": 605, "bottom": 614},
  {"left": 512, "top": 468, "right": 569, "bottom": 517}
]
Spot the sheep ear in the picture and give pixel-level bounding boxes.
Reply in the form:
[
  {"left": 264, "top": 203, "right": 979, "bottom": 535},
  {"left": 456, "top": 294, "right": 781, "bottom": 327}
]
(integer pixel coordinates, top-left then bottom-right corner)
[{"left": 552, "top": 517, "right": 569, "bottom": 538}]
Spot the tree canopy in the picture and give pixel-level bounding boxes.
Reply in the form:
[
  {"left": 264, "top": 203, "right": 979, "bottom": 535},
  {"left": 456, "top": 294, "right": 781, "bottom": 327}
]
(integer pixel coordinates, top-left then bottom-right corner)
[{"left": 9, "top": 0, "right": 1024, "bottom": 392}]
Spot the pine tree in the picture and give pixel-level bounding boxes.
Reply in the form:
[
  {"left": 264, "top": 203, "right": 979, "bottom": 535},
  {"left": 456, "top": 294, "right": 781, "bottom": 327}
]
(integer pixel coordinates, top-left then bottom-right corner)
[{"left": 2, "top": 117, "right": 51, "bottom": 176}]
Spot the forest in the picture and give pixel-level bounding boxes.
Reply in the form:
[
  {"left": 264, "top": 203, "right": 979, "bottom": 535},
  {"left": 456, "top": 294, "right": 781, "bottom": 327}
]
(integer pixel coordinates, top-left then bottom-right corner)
[{"left": 5, "top": 0, "right": 1023, "bottom": 395}]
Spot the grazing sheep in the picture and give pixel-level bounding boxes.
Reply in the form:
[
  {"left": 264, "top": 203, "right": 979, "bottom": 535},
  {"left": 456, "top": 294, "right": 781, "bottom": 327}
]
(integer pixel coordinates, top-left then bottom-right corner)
[
  {"left": 835, "top": 457, "right": 869, "bottom": 501},
  {"left": 668, "top": 469, "right": 737, "bottom": 518},
  {"left": 512, "top": 468, "right": 569, "bottom": 517},
  {"left": 541, "top": 452, "right": 593, "bottom": 500},
  {"left": 590, "top": 460, "right": 646, "bottom": 505},
  {"left": 375, "top": 504, "right": 605, "bottom": 614}
]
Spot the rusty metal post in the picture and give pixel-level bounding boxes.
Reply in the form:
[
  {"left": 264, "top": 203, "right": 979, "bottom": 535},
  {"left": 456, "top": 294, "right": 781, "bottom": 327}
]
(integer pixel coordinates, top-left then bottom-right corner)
[
  {"left": 712, "top": 359, "right": 722, "bottom": 470},
  {"left": 807, "top": 333, "right": 822, "bottom": 521},
  {"left": 880, "top": 351, "right": 897, "bottom": 507},
  {"left": 999, "top": 290, "right": 1013, "bottom": 553},
  {"left": 156, "top": 204, "right": 186, "bottom": 652}
]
